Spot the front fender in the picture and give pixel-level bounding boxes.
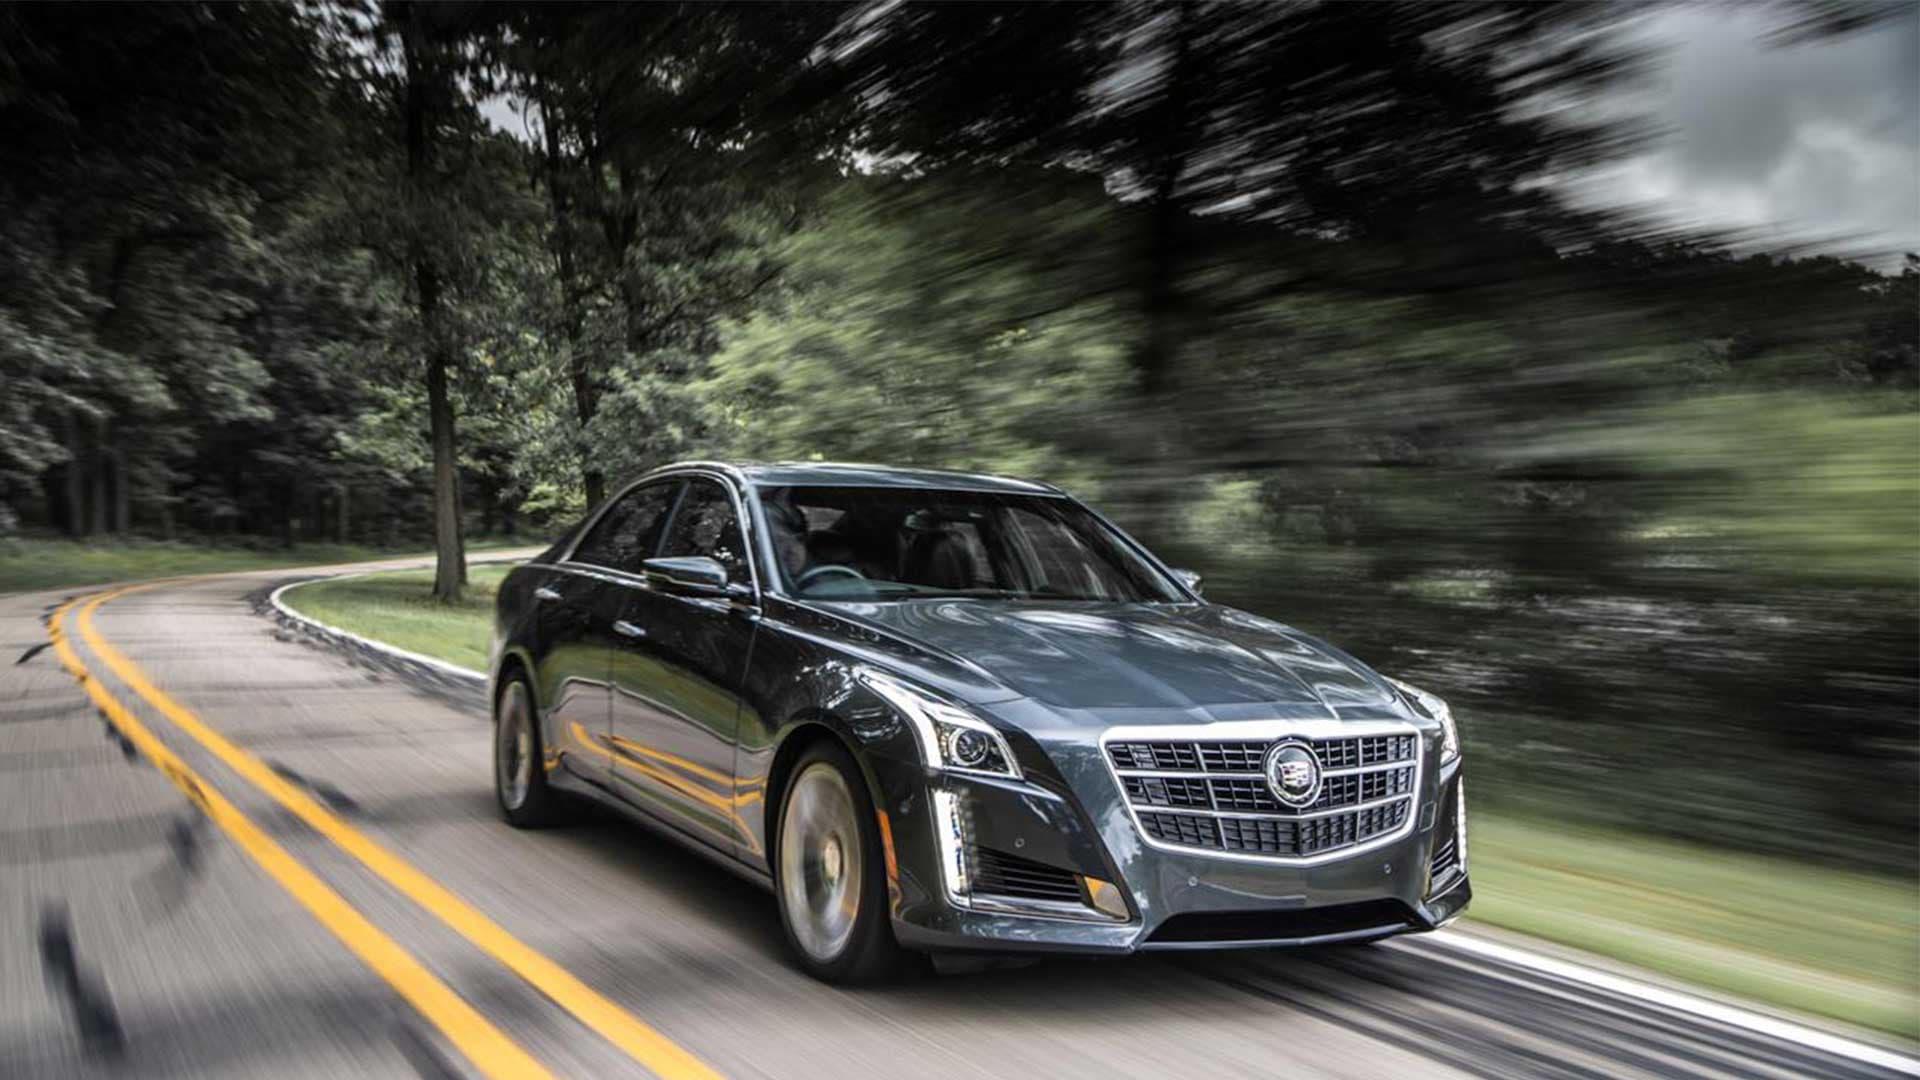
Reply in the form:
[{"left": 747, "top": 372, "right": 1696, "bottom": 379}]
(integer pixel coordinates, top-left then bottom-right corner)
[{"left": 740, "top": 642, "right": 929, "bottom": 874}]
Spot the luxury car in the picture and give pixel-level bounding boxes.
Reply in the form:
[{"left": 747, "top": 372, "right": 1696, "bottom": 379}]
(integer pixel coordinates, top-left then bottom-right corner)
[{"left": 488, "top": 461, "right": 1469, "bottom": 981}]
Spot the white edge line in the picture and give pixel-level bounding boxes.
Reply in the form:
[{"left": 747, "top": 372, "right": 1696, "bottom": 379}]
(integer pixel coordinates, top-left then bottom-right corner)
[
  {"left": 268, "top": 561, "right": 1919, "bottom": 1075},
  {"left": 269, "top": 571, "right": 498, "bottom": 685},
  {"left": 1416, "top": 929, "right": 1920, "bottom": 1076}
]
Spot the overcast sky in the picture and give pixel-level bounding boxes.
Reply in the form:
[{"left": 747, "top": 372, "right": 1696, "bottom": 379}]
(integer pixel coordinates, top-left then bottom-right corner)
[{"left": 1571, "top": 4, "right": 1918, "bottom": 268}]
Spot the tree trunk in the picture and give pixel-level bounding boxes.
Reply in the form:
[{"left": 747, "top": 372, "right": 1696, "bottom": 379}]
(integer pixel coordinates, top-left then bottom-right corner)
[
  {"left": 64, "top": 409, "right": 87, "bottom": 538},
  {"left": 540, "top": 92, "right": 605, "bottom": 510},
  {"left": 421, "top": 269, "right": 463, "bottom": 601},
  {"left": 282, "top": 473, "right": 299, "bottom": 549},
  {"left": 110, "top": 449, "right": 130, "bottom": 535},
  {"left": 1125, "top": 8, "right": 1201, "bottom": 545},
  {"left": 335, "top": 482, "right": 350, "bottom": 543},
  {"left": 453, "top": 459, "right": 468, "bottom": 585},
  {"left": 575, "top": 353, "right": 605, "bottom": 510},
  {"left": 406, "top": 3, "right": 463, "bottom": 603},
  {"left": 89, "top": 416, "right": 110, "bottom": 538}
]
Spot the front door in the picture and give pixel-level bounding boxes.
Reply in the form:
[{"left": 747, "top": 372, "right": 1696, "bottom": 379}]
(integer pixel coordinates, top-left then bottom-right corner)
[
  {"left": 544, "top": 479, "right": 682, "bottom": 786},
  {"left": 528, "top": 567, "right": 620, "bottom": 787},
  {"left": 607, "top": 477, "right": 760, "bottom": 858}
]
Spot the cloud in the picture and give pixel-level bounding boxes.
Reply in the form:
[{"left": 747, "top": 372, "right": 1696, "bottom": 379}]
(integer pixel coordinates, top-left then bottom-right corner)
[{"left": 1573, "top": 5, "right": 1918, "bottom": 267}]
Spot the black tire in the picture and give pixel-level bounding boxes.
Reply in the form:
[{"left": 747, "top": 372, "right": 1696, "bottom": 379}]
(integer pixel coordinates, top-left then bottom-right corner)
[
  {"left": 772, "top": 741, "right": 909, "bottom": 983},
  {"left": 494, "top": 672, "right": 561, "bottom": 828}
]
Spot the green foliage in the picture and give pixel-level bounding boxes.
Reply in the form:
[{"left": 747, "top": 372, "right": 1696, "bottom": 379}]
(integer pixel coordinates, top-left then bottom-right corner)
[
  {"left": 705, "top": 172, "right": 1138, "bottom": 496},
  {"left": 1470, "top": 813, "right": 1920, "bottom": 1038},
  {"left": 1541, "top": 392, "right": 1920, "bottom": 588}
]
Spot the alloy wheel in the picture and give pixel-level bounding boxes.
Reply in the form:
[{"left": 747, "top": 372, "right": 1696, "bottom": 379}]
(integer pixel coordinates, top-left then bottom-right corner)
[
  {"left": 779, "top": 762, "right": 865, "bottom": 963},
  {"left": 496, "top": 680, "right": 534, "bottom": 811}
]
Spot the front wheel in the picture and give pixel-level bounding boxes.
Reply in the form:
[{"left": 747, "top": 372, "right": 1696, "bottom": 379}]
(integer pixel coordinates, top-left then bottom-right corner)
[
  {"left": 774, "top": 743, "right": 908, "bottom": 982},
  {"left": 494, "top": 675, "right": 560, "bottom": 827}
]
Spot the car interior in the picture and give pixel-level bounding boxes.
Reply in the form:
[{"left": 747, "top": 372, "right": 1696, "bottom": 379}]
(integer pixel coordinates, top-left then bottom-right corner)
[{"left": 758, "top": 485, "right": 1177, "bottom": 603}]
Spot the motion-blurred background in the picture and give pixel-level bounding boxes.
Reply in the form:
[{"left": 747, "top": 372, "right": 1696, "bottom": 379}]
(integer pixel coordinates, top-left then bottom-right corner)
[{"left": 1, "top": 0, "right": 1914, "bottom": 1039}]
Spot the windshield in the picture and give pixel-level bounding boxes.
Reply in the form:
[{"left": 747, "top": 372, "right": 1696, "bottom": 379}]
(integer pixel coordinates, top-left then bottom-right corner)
[{"left": 756, "top": 485, "right": 1183, "bottom": 603}]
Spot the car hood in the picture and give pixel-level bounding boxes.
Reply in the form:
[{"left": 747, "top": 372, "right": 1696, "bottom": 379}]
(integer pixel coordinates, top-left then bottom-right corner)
[{"left": 817, "top": 599, "right": 1401, "bottom": 715}]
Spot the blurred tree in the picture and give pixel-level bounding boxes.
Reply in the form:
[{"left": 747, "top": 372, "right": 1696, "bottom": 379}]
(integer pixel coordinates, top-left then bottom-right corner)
[
  {"left": 393, "top": 0, "right": 471, "bottom": 599},
  {"left": 500, "top": 2, "right": 852, "bottom": 508},
  {"left": 706, "top": 159, "right": 1918, "bottom": 871},
  {"left": 0, "top": 2, "right": 344, "bottom": 538},
  {"left": 840, "top": 0, "right": 1642, "bottom": 538}
]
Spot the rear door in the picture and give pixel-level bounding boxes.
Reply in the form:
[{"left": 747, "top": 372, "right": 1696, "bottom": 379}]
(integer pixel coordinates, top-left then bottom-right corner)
[
  {"left": 607, "top": 476, "right": 761, "bottom": 857},
  {"left": 537, "top": 479, "right": 680, "bottom": 788}
]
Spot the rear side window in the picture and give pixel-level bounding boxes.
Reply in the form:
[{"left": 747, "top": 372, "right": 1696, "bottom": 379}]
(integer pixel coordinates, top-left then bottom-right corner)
[
  {"left": 659, "top": 479, "right": 749, "bottom": 581},
  {"left": 571, "top": 482, "right": 680, "bottom": 572}
]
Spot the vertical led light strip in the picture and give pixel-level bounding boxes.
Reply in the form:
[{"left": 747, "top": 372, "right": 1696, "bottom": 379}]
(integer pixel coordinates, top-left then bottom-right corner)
[
  {"left": 929, "top": 788, "right": 971, "bottom": 904},
  {"left": 1455, "top": 780, "right": 1468, "bottom": 874}
]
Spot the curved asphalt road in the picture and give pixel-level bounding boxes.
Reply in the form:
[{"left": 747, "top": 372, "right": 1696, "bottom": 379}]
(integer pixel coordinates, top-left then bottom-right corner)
[{"left": 1, "top": 556, "right": 1913, "bottom": 1079}]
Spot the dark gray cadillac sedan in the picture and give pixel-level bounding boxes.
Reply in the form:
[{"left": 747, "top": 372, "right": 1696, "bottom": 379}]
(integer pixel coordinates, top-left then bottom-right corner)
[{"left": 488, "top": 461, "right": 1469, "bottom": 981}]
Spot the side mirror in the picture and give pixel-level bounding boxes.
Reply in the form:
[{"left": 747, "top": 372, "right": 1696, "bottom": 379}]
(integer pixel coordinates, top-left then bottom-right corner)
[
  {"left": 1171, "top": 568, "right": 1203, "bottom": 596},
  {"left": 642, "top": 556, "right": 729, "bottom": 594}
]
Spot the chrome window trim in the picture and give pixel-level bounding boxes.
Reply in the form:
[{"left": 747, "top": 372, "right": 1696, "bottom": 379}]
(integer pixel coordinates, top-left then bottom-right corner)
[
  {"left": 557, "top": 465, "right": 763, "bottom": 604},
  {"left": 1101, "top": 719, "right": 1424, "bottom": 866}
]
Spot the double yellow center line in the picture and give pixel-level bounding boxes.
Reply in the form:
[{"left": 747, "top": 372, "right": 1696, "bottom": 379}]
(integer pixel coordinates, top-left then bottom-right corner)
[{"left": 52, "top": 582, "right": 726, "bottom": 1080}]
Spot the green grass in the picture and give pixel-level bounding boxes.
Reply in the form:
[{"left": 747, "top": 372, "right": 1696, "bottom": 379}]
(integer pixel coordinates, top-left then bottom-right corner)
[
  {"left": 0, "top": 535, "right": 533, "bottom": 595},
  {"left": 277, "top": 565, "right": 515, "bottom": 673},
  {"left": 273, "top": 565, "right": 1920, "bottom": 1039},
  {"left": 1467, "top": 814, "right": 1920, "bottom": 1039}
]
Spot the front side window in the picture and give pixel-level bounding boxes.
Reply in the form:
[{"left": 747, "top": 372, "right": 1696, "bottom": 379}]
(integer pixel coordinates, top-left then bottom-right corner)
[
  {"left": 571, "top": 481, "right": 680, "bottom": 572},
  {"left": 659, "top": 479, "right": 749, "bottom": 581},
  {"left": 756, "top": 485, "right": 1181, "bottom": 602}
]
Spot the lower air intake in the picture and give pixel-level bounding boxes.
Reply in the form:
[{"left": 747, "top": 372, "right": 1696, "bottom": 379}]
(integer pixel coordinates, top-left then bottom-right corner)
[
  {"left": 1146, "top": 899, "right": 1415, "bottom": 945},
  {"left": 971, "top": 847, "right": 1084, "bottom": 904}
]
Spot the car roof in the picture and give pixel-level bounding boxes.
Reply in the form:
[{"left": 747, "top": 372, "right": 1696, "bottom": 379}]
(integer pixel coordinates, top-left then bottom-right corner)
[{"left": 654, "top": 460, "right": 1064, "bottom": 496}]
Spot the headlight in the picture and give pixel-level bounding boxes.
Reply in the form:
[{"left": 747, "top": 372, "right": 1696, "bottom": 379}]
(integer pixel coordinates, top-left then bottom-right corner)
[
  {"left": 857, "top": 669, "right": 1022, "bottom": 780},
  {"left": 1389, "top": 677, "right": 1459, "bottom": 763}
]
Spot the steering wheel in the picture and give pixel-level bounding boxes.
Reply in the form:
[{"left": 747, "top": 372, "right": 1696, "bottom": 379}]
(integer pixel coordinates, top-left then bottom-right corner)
[{"left": 794, "top": 564, "right": 867, "bottom": 591}]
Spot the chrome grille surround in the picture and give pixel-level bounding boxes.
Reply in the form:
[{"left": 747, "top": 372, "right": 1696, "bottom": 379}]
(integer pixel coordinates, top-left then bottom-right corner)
[{"left": 1101, "top": 719, "right": 1424, "bottom": 865}]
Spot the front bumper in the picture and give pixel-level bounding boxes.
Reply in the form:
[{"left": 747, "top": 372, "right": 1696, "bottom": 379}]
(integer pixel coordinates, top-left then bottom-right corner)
[{"left": 870, "top": 732, "right": 1470, "bottom": 955}]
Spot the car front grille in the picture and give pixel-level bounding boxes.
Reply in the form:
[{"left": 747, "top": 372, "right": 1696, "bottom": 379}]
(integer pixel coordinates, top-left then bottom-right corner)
[{"left": 1106, "top": 729, "right": 1421, "bottom": 862}]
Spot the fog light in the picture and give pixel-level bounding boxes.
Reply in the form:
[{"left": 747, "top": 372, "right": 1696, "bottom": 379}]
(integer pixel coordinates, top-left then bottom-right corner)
[{"left": 1081, "top": 875, "right": 1131, "bottom": 921}]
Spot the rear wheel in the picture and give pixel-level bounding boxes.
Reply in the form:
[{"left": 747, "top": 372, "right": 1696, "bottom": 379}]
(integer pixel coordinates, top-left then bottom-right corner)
[
  {"left": 774, "top": 742, "right": 907, "bottom": 982},
  {"left": 494, "top": 675, "right": 559, "bottom": 827}
]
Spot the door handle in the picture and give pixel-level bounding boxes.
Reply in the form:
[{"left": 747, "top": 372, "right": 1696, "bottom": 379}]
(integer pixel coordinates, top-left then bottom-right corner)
[
  {"left": 533, "top": 586, "right": 562, "bottom": 602},
  {"left": 611, "top": 620, "right": 648, "bottom": 640}
]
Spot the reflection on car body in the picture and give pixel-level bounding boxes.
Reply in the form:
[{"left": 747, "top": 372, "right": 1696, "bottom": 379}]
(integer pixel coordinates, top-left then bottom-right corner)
[{"left": 489, "top": 461, "right": 1468, "bottom": 981}]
